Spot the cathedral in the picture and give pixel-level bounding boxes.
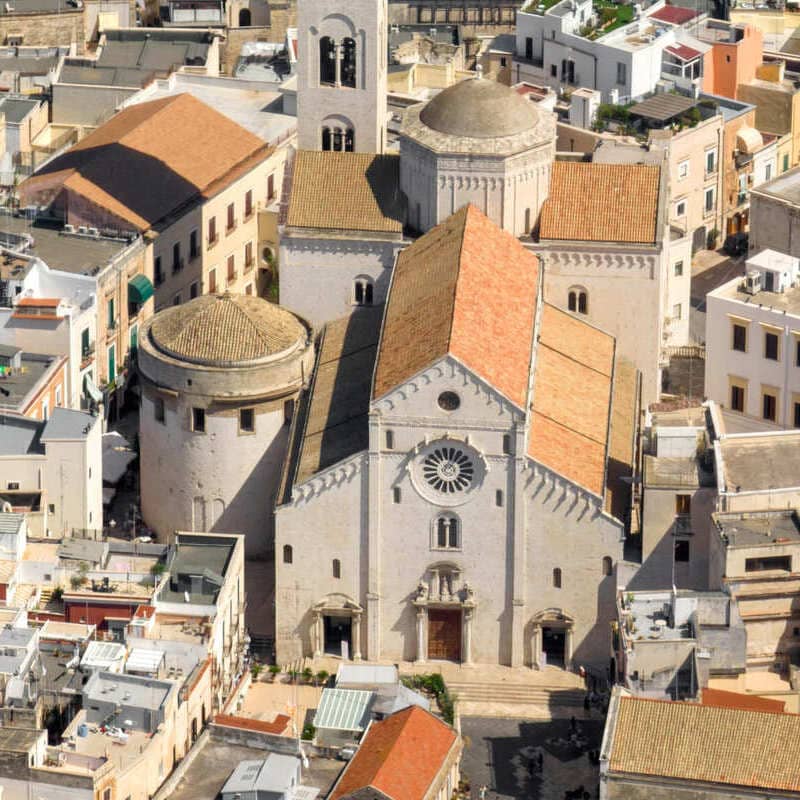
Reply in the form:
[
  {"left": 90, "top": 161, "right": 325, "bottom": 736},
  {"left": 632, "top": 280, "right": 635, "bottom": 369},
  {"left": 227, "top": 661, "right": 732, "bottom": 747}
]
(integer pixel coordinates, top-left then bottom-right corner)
[
  {"left": 275, "top": 205, "right": 639, "bottom": 669},
  {"left": 272, "top": 0, "right": 683, "bottom": 669}
]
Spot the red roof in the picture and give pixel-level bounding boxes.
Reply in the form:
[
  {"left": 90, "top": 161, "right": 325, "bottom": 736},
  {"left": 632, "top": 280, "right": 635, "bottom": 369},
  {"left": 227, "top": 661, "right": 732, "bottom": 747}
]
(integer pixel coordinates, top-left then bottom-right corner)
[
  {"left": 213, "top": 713, "right": 291, "bottom": 735},
  {"left": 650, "top": 5, "right": 698, "bottom": 24},
  {"left": 666, "top": 43, "right": 702, "bottom": 61},
  {"left": 16, "top": 297, "right": 60, "bottom": 307},
  {"left": 701, "top": 688, "right": 786, "bottom": 714},
  {"left": 373, "top": 204, "right": 538, "bottom": 409},
  {"left": 329, "top": 706, "right": 458, "bottom": 800}
]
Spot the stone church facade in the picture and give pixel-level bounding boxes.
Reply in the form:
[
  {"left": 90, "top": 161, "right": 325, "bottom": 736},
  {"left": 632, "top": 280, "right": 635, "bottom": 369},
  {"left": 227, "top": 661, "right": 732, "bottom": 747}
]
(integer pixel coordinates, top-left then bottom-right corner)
[{"left": 275, "top": 206, "right": 639, "bottom": 669}]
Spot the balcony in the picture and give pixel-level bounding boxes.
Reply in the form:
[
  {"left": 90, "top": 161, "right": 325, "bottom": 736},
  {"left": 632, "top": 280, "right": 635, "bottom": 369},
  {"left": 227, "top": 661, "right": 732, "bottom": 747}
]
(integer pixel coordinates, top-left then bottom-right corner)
[
  {"left": 737, "top": 191, "right": 748, "bottom": 206},
  {"left": 207, "top": 233, "right": 219, "bottom": 249},
  {"left": 673, "top": 515, "right": 693, "bottom": 536},
  {"left": 80, "top": 343, "right": 95, "bottom": 370}
]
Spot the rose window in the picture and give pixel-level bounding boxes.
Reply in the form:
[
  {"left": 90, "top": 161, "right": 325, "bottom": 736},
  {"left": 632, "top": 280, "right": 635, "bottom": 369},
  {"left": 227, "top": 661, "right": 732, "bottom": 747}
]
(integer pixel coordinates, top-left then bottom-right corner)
[{"left": 422, "top": 446, "right": 475, "bottom": 493}]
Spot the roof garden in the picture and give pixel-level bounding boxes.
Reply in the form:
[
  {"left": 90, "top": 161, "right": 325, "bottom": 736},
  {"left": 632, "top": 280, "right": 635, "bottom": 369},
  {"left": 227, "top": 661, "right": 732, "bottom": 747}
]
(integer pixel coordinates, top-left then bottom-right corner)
[{"left": 583, "top": 2, "right": 635, "bottom": 38}]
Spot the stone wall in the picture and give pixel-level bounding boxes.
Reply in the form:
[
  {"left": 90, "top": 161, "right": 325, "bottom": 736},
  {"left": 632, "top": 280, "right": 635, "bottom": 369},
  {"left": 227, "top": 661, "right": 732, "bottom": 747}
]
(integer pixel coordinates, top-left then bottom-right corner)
[
  {"left": 0, "top": 9, "right": 84, "bottom": 53},
  {"left": 221, "top": 2, "right": 294, "bottom": 75}
]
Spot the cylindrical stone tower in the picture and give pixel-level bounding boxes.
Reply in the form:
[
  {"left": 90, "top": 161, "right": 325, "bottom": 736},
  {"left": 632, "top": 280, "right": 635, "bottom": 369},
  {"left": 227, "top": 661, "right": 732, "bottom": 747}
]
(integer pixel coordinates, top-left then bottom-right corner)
[{"left": 138, "top": 292, "right": 313, "bottom": 556}]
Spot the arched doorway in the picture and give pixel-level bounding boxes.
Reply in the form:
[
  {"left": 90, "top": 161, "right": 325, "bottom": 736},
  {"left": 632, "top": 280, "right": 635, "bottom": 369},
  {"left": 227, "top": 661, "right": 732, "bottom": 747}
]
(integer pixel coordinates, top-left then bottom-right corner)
[
  {"left": 238, "top": 7, "right": 251, "bottom": 26},
  {"left": 312, "top": 594, "right": 363, "bottom": 660},
  {"left": 530, "top": 608, "right": 575, "bottom": 670}
]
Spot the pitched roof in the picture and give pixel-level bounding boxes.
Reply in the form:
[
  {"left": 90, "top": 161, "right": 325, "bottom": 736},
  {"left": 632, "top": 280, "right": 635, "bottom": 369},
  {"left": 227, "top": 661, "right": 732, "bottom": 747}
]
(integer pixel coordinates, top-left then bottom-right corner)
[
  {"left": 666, "top": 43, "right": 702, "bottom": 61},
  {"left": 609, "top": 694, "right": 800, "bottom": 793},
  {"left": 329, "top": 706, "right": 458, "bottom": 800},
  {"left": 285, "top": 151, "right": 405, "bottom": 234},
  {"left": 373, "top": 204, "right": 538, "bottom": 407},
  {"left": 21, "top": 93, "right": 271, "bottom": 232},
  {"left": 528, "top": 304, "right": 615, "bottom": 496},
  {"left": 539, "top": 162, "right": 661, "bottom": 244},
  {"left": 701, "top": 688, "right": 786, "bottom": 713}
]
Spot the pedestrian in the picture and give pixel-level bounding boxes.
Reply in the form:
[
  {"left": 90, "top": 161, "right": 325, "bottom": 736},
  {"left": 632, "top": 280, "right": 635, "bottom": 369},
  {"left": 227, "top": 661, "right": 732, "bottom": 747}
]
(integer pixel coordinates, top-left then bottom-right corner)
[
  {"left": 528, "top": 756, "right": 536, "bottom": 776},
  {"left": 538, "top": 751, "right": 544, "bottom": 770},
  {"left": 570, "top": 715, "right": 577, "bottom": 732}
]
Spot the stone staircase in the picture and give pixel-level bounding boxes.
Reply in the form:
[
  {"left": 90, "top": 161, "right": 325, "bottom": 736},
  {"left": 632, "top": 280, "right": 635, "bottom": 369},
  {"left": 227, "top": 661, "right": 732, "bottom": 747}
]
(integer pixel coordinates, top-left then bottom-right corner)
[{"left": 448, "top": 679, "right": 587, "bottom": 720}]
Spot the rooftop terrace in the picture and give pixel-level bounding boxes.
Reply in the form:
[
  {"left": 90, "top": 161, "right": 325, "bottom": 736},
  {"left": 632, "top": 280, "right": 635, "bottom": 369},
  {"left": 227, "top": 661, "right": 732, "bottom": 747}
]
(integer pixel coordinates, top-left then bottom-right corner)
[
  {"left": 718, "top": 432, "right": 800, "bottom": 493},
  {"left": 715, "top": 510, "right": 800, "bottom": 547}
]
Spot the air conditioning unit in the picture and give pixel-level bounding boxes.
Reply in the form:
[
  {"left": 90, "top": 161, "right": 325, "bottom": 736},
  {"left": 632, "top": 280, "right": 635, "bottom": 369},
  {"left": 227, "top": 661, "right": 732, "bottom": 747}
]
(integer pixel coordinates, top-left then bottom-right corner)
[
  {"left": 88, "top": 227, "right": 99, "bottom": 238},
  {"left": 743, "top": 270, "right": 762, "bottom": 295},
  {"left": 63, "top": 224, "right": 75, "bottom": 234},
  {"left": 77, "top": 226, "right": 88, "bottom": 235}
]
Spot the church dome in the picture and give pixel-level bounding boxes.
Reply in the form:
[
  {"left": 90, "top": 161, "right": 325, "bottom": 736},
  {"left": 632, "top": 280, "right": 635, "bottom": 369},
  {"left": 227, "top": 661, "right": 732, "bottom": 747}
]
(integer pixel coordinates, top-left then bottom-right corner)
[
  {"left": 149, "top": 292, "right": 308, "bottom": 366},
  {"left": 419, "top": 77, "right": 541, "bottom": 140}
]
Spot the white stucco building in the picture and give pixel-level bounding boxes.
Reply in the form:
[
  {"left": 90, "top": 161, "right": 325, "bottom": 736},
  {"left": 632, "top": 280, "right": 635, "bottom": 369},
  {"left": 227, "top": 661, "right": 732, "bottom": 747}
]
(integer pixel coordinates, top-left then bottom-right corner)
[
  {"left": 514, "top": 0, "right": 676, "bottom": 103},
  {"left": 275, "top": 206, "right": 639, "bottom": 669},
  {"left": 138, "top": 293, "right": 314, "bottom": 555},
  {"left": 0, "top": 407, "right": 102, "bottom": 537},
  {"left": 705, "top": 249, "right": 800, "bottom": 428}
]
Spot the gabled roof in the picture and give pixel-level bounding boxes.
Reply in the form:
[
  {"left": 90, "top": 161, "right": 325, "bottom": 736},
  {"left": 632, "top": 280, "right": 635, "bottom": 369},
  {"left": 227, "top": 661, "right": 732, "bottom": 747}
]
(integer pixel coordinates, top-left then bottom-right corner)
[
  {"left": 665, "top": 43, "right": 702, "bottom": 62},
  {"left": 529, "top": 304, "right": 615, "bottom": 497},
  {"left": 21, "top": 94, "right": 271, "bottom": 232},
  {"left": 539, "top": 162, "right": 661, "bottom": 245},
  {"left": 285, "top": 151, "right": 405, "bottom": 235},
  {"left": 329, "top": 706, "right": 458, "bottom": 800},
  {"left": 609, "top": 694, "right": 800, "bottom": 794},
  {"left": 372, "top": 204, "right": 538, "bottom": 407}
]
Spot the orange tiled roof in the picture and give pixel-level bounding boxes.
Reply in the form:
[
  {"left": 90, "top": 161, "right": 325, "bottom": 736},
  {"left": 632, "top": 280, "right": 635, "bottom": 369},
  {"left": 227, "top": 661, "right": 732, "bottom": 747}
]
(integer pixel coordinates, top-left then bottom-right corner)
[
  {"left": 373, "top": 204, "right": 538, "bottom": 408},
  {"left": 528, "top": 304, "right": 615, "bottom": 496},
  {"left": 701, "top": 688, "right": 786, "bottom": 713},
  {"left": 609, "top": 695, "right": 800, "bottom": 793},
  {"left": 329, "top": 706, "right": 458, "bottom": 800},
  {"left": 21, "top": 94, "right": 271, "bottom": 232},
  {"left": 539, "top": 162, "right": 661, "bottom": 244}
]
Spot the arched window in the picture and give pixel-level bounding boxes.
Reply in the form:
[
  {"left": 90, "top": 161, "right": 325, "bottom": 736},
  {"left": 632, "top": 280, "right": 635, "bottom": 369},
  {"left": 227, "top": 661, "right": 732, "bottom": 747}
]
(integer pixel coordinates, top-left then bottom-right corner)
[
  {"left": 321, "top": 126, "right": 332, "bottom": 151},
  {"left": 553, "top": 567, "right": 562, "bottom": 588},
  {"left": 238, "top": 7, "right": 251, "bottom": 25},
  {"left": 341, "top": 37, "right": 356, "bottom": 88},
  {"left": 434, "top": 514, "right": 460, "bottom": 549},
  {"left": 319, "top": 36, "right": 336, "bottom": 85},
  {"left": 332, "top": 558, "right": 341, "bottom": 579},
  {"left": 332, "top": 127, "right": 343, "bottom": 151},
  {"left": 344, "top": 128, "right": 355, "bottom": 152},
  {"left": 602, "top": 556, "right": 613, "bottom": 576},
  {"left": 283, "top": 544, "right": 293, "bottom": 564},
  {"left": 354, "top": 278, "right": 373, "bottom": 306},
  {"left": 567, "top": 288, "right": 588, "bottom": 315}
]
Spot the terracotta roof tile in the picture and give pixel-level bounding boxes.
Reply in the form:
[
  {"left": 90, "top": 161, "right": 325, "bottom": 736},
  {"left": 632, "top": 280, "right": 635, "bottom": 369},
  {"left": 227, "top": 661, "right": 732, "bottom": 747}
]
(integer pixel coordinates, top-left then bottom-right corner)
[
  {"left": 539, "top": 162, "right": 661, "bottom": 244},
  {"left": 329, "top": 706, "right": 458, "bottom": 800},
  {"left": 21, "top": 94, "right": 271, "bottom": 232},
  {"left": 610, "top": 695, "right": 800, "bottom": 793},
  {"left": 286, "top": 151, "right": 405, "bottom": 234},
  {"left": 373, "top": 204, "right": 538, "bottom": 407},
  {"left": 701, "top": 688, "right": 786, "bottom": 713},
  {"left": 649, "top": 4, "right": 699, "bottom": 23},
  {"left": 529, "top": 304, "right": 614, "bottom": 496}
]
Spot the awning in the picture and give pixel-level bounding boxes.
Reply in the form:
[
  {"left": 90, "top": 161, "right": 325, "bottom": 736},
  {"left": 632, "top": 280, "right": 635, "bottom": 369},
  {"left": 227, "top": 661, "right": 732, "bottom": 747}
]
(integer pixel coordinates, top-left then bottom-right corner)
[
  {"left": 84, "top": 373, "right": 103, "bottom": 404},
  {"left": 128, "top": 273, "right": 154, "bottom": 305}
]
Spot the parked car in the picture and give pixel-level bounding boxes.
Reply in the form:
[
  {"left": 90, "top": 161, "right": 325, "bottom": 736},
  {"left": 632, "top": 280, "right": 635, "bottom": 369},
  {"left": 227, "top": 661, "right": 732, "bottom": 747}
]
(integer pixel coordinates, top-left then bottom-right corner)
[{"left": 723, "top": 232, "right": 748, "bottom": 256}]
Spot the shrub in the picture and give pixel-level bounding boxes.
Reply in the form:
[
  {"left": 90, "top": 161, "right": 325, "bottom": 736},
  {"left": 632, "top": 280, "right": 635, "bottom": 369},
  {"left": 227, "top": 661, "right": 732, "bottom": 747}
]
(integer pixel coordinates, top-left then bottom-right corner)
[
  {"left": 302, "top": 667, "right": 314, "bottom": 683},
  {"left": 269, "top": 665, "right": 281, "bottom": 675},
  {"left": 251, "top": 663, "right": 263, "bottom": 680},
  {"left": 301, "top": 723, "right": 315, "bottom": 741},
  {"left": 316, "top": 670, "right": 330, "bottom": 685}
]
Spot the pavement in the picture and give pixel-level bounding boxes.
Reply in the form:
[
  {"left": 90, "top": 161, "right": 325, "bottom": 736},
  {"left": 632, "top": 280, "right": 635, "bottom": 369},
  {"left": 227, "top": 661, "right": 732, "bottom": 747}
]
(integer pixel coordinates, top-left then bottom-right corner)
[
  {"left": 239, "top": 680, "right": 324, "bottom": 736},
  {"left": 460, "top": 717, "right": 605, "bottom": 800},
  {"left": 690, "top": 248, "right": 746, "bottom": 345},
  {"left": 168, "top": 737, "right": 344, "bottom": 800}
]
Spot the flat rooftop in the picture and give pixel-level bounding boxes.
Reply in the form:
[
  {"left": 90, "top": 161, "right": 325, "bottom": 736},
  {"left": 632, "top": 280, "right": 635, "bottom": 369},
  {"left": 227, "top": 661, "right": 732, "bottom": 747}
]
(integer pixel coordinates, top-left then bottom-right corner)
[
  {"left": 643, "top": 454, "right": 708, "bottom": 488},
  {"left": 719, "top": 432, "right": 800, "bottom": 493},
  {"left": 715, "top": 276, "right": 800, "bottom": 317},
  {"left": 0, "top": 0, "right": 80, "bottom": 15},
  {"left": 85, "top": 671, "right": 173, "bottom": 710},
  {"left": 0, "top": 217, "right": 127, "bottom": 275},
  {"left": 0, "top": 352, "right": 60, "bottom": 413},
  {"left": 0, "top": 727, "right": 41, "bottom": 753},
  {"left": 752, "top": 166, "right": 800, "bottom": 206},
  {"left": 715, "top": 510, "right": 800, "bottom": 547},
  {"left": 0, "top": 96, "right": 41, "bottom": 123},
  {"left": 158, "top": 536, "right": 236, "bottom": 604}
]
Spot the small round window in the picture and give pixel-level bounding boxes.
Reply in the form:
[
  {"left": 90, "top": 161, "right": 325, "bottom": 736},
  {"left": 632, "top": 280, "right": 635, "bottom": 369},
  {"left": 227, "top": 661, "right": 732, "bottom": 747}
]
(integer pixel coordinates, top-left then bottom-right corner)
[{"left": 438, "top": 391, "right": 460, "bottom": 412}]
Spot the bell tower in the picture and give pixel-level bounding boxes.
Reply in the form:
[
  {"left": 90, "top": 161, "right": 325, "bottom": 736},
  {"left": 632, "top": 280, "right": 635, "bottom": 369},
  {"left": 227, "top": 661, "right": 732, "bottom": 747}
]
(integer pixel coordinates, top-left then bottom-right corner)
[{"left": 296, "top": 0, "right": 387, "bottom": 154}]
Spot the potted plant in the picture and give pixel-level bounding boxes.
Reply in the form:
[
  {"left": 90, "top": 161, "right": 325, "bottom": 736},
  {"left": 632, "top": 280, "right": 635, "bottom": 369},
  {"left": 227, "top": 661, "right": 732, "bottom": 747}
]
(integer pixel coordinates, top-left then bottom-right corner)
[
  {"left": 251, "top": 663, "right": 263, "bottom": 681},
  {"left": 315, "top": 669, "right": 329, "bottom": 687},
  {"left": 302, "top": 667, "right": 314, "bottom": 684},
  {"left": 287, "top": 669, "right": 299, "bottom": 684},
  {"left": 268, "top": 664, "right": 281, "bottom": 682}
]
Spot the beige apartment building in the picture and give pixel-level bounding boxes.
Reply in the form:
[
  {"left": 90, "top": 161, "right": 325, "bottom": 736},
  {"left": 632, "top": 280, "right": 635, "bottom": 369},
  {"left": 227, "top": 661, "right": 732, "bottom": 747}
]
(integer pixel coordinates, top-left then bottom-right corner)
[{"left": 20, "top": 92, "right": 279, "bottom": 319}]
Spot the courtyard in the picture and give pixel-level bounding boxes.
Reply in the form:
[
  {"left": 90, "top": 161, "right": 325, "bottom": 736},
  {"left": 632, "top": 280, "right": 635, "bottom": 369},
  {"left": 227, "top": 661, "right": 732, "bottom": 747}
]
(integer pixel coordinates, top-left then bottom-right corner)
[{"left": 460, "top": 716, "right": 605, "bottom": 800}]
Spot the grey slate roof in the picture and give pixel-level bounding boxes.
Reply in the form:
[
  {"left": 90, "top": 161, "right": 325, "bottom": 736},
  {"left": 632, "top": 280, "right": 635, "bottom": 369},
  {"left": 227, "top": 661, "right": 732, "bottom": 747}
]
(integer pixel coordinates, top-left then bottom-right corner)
[
  {"left": 0, "top": 98, "right": 40, "bottom": 123},
  {"left": 0, "top": 414, "right": 43, "bottom": 456},
  {"left": 222, "top": 754, "right": 300, "bottom": 797},
  {"left": 57, "top": 538, "right": 107, "bottom": 564}
]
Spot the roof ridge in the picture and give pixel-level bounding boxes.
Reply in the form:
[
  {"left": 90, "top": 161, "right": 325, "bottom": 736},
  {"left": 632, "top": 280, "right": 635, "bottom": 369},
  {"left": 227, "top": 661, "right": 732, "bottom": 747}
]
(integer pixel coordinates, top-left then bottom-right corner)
[{"left": 449, "top": 204, "right": 476, "bottom": 350}]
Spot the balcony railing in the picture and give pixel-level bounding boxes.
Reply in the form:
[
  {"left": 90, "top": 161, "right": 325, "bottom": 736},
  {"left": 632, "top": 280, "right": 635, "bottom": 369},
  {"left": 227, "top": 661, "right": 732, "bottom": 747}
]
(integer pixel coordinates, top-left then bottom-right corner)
[
  {"left": 674, "top": 515, "right": 692, "bottom": 535},
  {"left": 172, "top": 258, "right": 185, "bottom": 274},
  {"left": 737, "top": 191, "right": 748, "bottom": 206}
]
